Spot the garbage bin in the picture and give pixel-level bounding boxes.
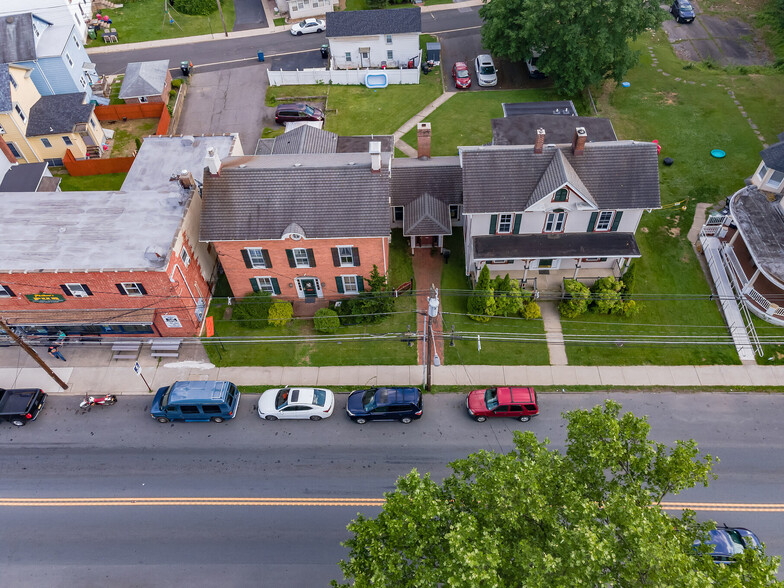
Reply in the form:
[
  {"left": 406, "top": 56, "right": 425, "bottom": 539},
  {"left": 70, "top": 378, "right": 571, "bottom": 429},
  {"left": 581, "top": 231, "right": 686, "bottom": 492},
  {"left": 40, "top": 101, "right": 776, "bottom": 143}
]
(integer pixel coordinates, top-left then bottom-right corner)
[
  {"left": 180, "top": 60, "right": 192, "bottom": 76},
  {"left": 320, "top": 44, "right": 329, "bottom": 59},
  {"left": 88, "top": 26, "right": 97, "bottom": 40},
  {"left": 257, "top": 50, "right": 265, "bottom": 62}
]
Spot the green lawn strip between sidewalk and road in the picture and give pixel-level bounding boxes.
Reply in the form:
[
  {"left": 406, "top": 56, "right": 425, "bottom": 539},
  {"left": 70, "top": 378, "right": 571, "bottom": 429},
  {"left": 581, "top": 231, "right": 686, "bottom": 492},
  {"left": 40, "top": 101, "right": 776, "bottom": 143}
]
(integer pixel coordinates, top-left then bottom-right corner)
[
  {"left": 86, "top": 0, "right": 236, "bottom": 46},
  {"left": 204, "top": 230, "right": 418, "bottom": 367}
]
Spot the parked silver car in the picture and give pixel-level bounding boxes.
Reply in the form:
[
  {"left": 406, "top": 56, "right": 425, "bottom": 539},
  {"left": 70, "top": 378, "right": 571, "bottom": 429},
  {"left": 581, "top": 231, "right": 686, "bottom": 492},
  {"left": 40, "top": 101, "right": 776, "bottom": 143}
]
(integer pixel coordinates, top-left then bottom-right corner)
[{"left": 474, "top": 54, "right": 498, "bottom": 87}]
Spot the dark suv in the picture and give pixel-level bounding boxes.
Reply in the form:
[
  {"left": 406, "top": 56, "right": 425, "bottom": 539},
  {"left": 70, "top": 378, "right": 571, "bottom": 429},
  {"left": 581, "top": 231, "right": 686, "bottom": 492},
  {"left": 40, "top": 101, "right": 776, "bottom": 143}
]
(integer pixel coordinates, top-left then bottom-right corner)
[
  {"left": 670, "top": 0, "right": 695, "bottom": 23},
  {"left": 346, "top": 387, "right": 423, "bottom": 424},
  {"left": 274, "top": 103, "right": 324, "bottom": 125}
]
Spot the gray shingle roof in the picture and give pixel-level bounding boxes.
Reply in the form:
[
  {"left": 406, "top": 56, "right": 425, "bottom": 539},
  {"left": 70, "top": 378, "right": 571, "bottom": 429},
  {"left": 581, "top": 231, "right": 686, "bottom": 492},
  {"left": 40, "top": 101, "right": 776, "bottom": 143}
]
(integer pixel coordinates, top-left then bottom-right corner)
[
  {"left": 403, "top": 194, "right": 452, "bottom": 236},
  {"left": 337, "top": 135, "right": 394, "bottom": 153},
  {"left": 119, "top": 60, "right": 170, "bottom": 99},
  {"left": 0, "top": 162, "right": 47, "bottom": 191},
  {"left": 199, "top": 154, "right": 392, "bottom": 241},
  {"left": 259, "top": 125, "right": 338, "bottom": 155},
  {"left": 461, "top": 142, "right": 660, "bottom": 214},
  {"left": 473, "top": 232, "right": 641, "bottom": 260},
  {"left": 760, "top": 140, "right": 784, "bottom": 171},
  {"left": 0, "top": 13, "right": 36, "bottom": 63},
  {"left": 26, "top": 93, "right": 93, "bottom": 137},
  {"left": 326, "top": 7, "right": 420, "bottom": 37},
  {"left": 0, "top": 64, "right": 11, "bottom": 112},
  {"left": 502, "top": 101, "right": 577, "bottom": 117},
  {"left": 492, "top": 115, "right": 617, "bottom": 146},
  {"left": 390, "top": 157, "right": 462, "bottom": 206}
]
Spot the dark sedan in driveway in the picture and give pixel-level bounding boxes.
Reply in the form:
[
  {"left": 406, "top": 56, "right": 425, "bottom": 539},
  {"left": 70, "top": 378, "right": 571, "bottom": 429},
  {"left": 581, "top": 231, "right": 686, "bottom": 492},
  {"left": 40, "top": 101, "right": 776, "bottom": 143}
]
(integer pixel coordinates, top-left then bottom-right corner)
[
  {"left": 346, "top": 387, "right": 423, "bottom": 424},
  {"left": 671, "top": 0, "right": 695, "bottom": 23},
  {"left": 274, "top": 103, "right": 324, "bottom": 125}
]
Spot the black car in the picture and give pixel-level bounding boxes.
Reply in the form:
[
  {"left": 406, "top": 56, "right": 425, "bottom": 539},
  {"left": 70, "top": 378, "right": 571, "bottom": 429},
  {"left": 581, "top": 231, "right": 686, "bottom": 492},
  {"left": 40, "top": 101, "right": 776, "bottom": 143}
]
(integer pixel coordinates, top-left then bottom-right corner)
[
  {"left": 274, "top": 103, "right": 324, "bottom": 125},
  {"left": 671, "top": 0, "right": 695, "bottom": 23},
  {"left": 693, "top": 525, "right": 762, "bottom": 563},
  {"left": 346, "top": 387, "right": 423, "bottom": 424}
]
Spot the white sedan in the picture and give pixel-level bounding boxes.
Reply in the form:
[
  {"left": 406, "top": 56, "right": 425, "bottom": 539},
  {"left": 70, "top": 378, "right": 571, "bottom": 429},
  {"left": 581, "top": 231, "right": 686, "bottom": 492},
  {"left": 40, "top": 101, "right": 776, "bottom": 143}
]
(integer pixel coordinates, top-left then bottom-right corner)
[
  {"left": 257, "top": 387, "right": 334, "bottom": 420},
  {"left": 290, "top": 18, "right": 325, "bottom": 36}
]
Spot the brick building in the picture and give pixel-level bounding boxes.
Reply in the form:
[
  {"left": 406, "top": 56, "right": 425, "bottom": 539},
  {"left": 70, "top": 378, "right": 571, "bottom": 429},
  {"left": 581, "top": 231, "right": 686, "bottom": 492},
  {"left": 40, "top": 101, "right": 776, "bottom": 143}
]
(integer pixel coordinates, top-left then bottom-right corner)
[{"left": 200, "top": 144, "right": 391, "bottom": 301}]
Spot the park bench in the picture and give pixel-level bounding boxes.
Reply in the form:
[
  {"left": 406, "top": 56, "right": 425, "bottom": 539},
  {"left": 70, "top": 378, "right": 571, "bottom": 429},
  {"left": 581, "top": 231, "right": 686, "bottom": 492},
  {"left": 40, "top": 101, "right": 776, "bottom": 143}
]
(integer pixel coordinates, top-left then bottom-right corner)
[
  {"left": 150, "top": 338, "right": 182, "bottom": 358},
  {"left": 112, "top": 341, "right": 141, "bottom": 360}
]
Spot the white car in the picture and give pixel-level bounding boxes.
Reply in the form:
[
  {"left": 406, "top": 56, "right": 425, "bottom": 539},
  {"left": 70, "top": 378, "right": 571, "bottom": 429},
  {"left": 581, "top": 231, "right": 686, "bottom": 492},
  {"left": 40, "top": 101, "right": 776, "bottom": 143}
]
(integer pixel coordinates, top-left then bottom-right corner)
[
  {"left": 474, "top": 54, "right": 498, "bottom": 87},
  {"left": 257, "top": 387, "right": 334, "bottom": 420},
  {"left": 290, "top": 18, "right": 325, "bottom": 36}
]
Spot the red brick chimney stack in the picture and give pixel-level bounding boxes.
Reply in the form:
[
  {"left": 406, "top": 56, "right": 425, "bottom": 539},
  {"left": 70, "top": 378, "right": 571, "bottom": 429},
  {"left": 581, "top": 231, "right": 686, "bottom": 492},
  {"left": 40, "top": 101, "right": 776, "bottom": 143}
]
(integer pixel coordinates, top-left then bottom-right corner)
[
  {"left": 534, "top": 128, "right": 546, "bottom": 154},
  {"left": 417, "top": 122, "right": 431, "bottom": 160},
  {"left": 572, "top": 127, "right": 587, "bottom": 155}
]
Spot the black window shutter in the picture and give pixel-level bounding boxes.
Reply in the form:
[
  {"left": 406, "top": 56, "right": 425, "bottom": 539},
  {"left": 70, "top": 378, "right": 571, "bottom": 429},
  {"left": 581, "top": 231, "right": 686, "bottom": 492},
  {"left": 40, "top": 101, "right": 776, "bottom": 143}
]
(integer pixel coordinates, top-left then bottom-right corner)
[
  {"left": 512, "top": 215, "right": 522, "bottom": 234},
  {"left": 335, "top": 277, "right": 344, "bottom": 294},
  {"left": 241, "top": 249, "right": 252, "bottom": 268},
  {"left": 286, "top": 249, "right": 296, "bottom": 268},
  {"left": 271, "top": 278, "right": 281, "bottom": 295},
  {"left": 489, "top": 214, "right": 498, "bottom": 235},
  {"left": 307, "top": 249, "right": 316, "bottom": 267},
  {"left": 262, "top": 250, "right": 272, "bottom": 268},
  {"left": 81, "top": 284, "right": 93, "bottom": 296},
  {"left": 587, "top": 212, "right": 598, "bottom": 232},
  {"left": 250, "top": 278, "right": 260, "bottom": 292},
  {"left": 357, "top": 275, "right": 365, "bottom": 292},
  {"left": 116, "top": 284, "right": 127, "bottom": 295},
  {"left": 610, "top": 211, "right": 623, "bottom": 231},
  {"left": 60, "top": 284, "right": 73, "bottom": 296},
  {"left": 2, "top": 285, "right": 15, "bottom": 297},
  {"left": 331, "top": 248, "right": 340, "bottom": 267},
  {"left": 352, "top": 247, "right": 360, "bottom": 266},
  {"left": 138, "top": 284, "right": 147, "bottom": 295}
]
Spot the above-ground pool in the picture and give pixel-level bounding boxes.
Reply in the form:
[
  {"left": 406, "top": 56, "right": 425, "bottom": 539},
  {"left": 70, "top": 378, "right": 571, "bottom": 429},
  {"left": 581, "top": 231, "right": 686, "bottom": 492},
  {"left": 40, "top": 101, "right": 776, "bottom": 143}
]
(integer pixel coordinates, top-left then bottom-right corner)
[{"left": 365, "top": 73, "right": 388, "bottom": 88}]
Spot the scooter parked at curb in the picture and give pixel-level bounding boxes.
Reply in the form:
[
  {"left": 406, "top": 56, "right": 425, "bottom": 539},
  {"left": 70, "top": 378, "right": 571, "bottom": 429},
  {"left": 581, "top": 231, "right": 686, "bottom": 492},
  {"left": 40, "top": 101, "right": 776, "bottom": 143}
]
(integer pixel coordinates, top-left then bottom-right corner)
[{"left": 79, "top": 394, "right": 117, "bottom": 409}]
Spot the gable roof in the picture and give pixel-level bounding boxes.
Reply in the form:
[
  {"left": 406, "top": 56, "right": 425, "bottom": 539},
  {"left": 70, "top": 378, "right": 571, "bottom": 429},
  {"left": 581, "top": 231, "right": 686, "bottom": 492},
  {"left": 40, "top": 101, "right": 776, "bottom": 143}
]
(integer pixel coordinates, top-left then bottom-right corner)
[
  {"left": 119, "top": 60, "right": 171, "bottom": 99},
  {"left": 199, "top": 154, "right": 392, "bottom": 242},
  {"left": 26, "top": 92, "right": 93, "bottom": 136},
  {"left": 256, "top": 125, "right": 338, "bottom": 155},
  {"left": 390, "top": 156, "right": 462, "bottom": 206},
  {"left": 404, "top": 193, "right": 452, "bottom": 236},
  {"left": 760, "top": 139, "right": 784, "bottom": 171},
  {"left": 0, "top": 64, "right": 11, "bottom": 112},
  {"left": 529, "top": 149, "right": 594, "bottom": 207},
  {"left": 460, "top": 142, "right": 660, "bottom": 214},
  {"left": 0, "top": 162, "right": 48, "bottom": 191},
  {"left": 326, "top": 7, "right": 420, "bottom": 38},
  {"left": 0, "top": 13, "right": 36, "bottom": 62},
  {"left": 492, "top": 115, "right": 617, "bottom": 146}
]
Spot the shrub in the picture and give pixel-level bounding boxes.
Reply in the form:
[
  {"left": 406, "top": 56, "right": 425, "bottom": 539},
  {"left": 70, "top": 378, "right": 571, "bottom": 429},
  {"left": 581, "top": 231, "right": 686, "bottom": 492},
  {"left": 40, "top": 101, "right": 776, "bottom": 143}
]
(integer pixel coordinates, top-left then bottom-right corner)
[
  {"left": 559, "top": 280, "right": 590, "bottom": 318},
  {"left": 313, "top": 308, "right": 340, "bottom": 333},
  {"left": 613, "top": 299, "right": 641, "bottom": 318},
  {"left": 134, "top": 137, "right": 142, "bottom": 151},
  {"left": 268, "top": 302, "right": 293, "bottom": 327},
  {"left": 169, "top": 0, "right": 223, "bottom": 15},
  {"left": 171, "top": 79, "right": 183, "bottom": 88},
  {"left": 335, "top": 265, "right": 394, "bottom": 325},
  {"left": 590, "top": 276, "right": 624, "bottom": 315},
  {"left": 232, "top": 291, "right": 272, "bottom": 329},
  {"left": 169, "top": 88, "right": 177, "bottom": 98},
  {"left": 467, "top": 265, "right": 495, "bottom": 322},
  {"left": 521, "top": 301, "right": 542, "bottom": 320},
  {"left": 621, "top": 262, "right": 637, "bottom": 298}
]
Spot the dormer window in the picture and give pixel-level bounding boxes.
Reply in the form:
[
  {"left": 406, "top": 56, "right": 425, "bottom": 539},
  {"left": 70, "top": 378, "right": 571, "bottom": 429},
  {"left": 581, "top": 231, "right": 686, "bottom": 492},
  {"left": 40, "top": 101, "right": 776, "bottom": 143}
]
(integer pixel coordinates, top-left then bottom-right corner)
[
  {"left": 758, "top": 165, "right": 768, "bottom": 180},
  {"left": 553, "top": 188, "right": 568, "bottom": 202}
]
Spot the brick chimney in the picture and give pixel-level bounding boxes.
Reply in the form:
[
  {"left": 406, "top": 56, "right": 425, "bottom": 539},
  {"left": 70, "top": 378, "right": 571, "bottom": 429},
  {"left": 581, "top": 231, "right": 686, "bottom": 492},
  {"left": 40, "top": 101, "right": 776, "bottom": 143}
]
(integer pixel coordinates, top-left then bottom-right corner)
[
  {"left": 417, "top": 122, "right": 431, "bottom": 160},
  {"left": 369, "top": 141, "right": 382, "bottom": 173},
  {"left": 572, "top": 127, "right": 587, "bottom": 155},
  {"left": 534, "top": 128, "right": 546, "bottom": 154},
  {"left": 204, "top": 146, "right": 222, "bottom": 176}
]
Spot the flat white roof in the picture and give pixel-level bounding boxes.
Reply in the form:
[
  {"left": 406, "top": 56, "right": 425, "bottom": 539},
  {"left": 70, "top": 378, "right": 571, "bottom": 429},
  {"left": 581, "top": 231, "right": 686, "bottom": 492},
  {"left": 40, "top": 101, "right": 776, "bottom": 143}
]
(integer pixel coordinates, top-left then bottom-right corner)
[{"left": 0, "top": 190, "right": 188, "bottom": 272}]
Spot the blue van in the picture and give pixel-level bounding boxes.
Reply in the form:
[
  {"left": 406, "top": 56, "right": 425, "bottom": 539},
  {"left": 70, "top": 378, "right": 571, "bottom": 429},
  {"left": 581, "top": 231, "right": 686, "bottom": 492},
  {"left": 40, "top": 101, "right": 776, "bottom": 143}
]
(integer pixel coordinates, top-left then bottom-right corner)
[{"left": 151, "top": 380, "right": 240, "bottom": 423}]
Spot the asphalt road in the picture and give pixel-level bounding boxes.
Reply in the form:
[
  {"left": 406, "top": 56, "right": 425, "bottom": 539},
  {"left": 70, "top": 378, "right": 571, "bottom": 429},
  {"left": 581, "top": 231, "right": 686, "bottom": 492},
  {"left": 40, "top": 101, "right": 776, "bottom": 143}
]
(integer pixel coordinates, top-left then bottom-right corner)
[{"left": 1, "top": 392, "right": 782, "bottom": 585}]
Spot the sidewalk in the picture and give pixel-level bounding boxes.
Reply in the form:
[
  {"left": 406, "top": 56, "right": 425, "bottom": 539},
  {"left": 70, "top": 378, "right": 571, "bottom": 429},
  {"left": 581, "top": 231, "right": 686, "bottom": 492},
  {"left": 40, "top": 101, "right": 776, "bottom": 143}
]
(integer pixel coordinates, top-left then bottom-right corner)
[{"left": 2, "top": 343, "right": 782, "bottom": 394}]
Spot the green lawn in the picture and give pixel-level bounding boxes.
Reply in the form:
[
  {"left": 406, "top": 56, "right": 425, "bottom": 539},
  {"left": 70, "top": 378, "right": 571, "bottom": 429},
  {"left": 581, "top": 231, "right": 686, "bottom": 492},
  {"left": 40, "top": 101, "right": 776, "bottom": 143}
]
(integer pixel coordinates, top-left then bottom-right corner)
[
  {"left": 53, "top": 171, "right": 127, "bottom": 191},
  {"left": 87, "top": 0, "right": 235, "bottom": 46},
  {"left": 204, "top": 230, "right": 418, "bottom": 366},
  {"left": 441, "top": 230, "right": 550, "bottom": 365},
  {"left": 400, "top": 89, "right": 590, "bottom": 156}
]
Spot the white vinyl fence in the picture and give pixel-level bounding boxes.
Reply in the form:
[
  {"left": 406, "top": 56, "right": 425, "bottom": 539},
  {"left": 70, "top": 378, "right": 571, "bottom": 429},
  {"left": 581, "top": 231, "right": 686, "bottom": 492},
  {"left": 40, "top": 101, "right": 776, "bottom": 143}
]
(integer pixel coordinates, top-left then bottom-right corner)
[{"left": 267, "top": 67, "right": 421, "bottom": 86}]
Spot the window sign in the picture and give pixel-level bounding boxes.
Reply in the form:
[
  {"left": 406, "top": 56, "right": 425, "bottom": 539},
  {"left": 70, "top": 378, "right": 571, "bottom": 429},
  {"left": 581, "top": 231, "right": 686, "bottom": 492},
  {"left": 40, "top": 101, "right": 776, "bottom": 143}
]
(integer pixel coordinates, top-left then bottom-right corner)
[
  {"left": 25, "top": 293, "right": 66, "bottom": 303},
  {"left": 162, "top": 315, "right": 182, "bottom": 328}
]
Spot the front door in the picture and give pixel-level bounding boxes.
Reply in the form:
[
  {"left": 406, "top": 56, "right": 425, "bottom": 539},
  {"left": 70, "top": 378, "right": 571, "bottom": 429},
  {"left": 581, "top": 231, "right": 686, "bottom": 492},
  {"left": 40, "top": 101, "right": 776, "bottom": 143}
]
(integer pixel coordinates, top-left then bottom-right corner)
[
  {"left": 360, "top": 49, "right": 370, "bottom": 67},
  {"left": 301, "top": 278, "right": 317, "bottom": 297}
]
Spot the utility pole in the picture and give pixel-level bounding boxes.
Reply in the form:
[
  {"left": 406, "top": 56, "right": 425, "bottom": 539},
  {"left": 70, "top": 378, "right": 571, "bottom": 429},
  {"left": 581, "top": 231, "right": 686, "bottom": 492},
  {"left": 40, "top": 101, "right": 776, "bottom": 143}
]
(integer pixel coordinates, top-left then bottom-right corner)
[
  {"left": 215, "top": 0, "right": 228, "bottom": 37},
  {"left": 0, "top": 318, "right": 68, "bottom": 391},
  {"left": 425, "top": 285, "right": 440, "bottom": 392}
]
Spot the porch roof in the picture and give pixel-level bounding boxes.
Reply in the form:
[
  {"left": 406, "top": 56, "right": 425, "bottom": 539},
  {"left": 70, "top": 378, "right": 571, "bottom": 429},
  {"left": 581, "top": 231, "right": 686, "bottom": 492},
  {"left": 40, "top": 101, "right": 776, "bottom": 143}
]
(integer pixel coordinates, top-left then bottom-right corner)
[
  {"left": 731, "top": 185, "right": 784, "bottom": 288},
  {"left": 403, "top": 193, "right": 452, "bottom": 236},
  {"left": 472, "top": 232, "right": 640, "bottom": 260}
]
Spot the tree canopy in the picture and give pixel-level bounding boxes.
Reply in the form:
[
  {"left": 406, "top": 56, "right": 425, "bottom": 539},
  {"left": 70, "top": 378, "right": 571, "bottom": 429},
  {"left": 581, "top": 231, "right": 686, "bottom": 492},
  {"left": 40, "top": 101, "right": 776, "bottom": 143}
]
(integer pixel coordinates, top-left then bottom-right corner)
[
  {"left": 334, "top": 401, "right": 782, "bottom": 587},
  {"left": 479, "top": 0, "right": 665, "bottom": 95}
]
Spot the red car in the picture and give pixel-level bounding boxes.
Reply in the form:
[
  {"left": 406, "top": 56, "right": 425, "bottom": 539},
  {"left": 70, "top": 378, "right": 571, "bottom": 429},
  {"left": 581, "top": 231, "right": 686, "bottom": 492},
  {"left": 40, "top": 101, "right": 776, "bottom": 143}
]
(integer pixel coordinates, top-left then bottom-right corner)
[
  {"left": 452, "top": 61, "right": 472, "bottom": 89},
  {"left": 466, "top": 387, "right": 539, "bottom": 422}
]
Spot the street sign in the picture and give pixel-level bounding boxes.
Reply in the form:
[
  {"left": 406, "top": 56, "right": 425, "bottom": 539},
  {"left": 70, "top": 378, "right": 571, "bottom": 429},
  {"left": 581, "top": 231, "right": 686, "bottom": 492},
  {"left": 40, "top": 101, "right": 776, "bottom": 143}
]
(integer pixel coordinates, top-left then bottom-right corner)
[{"left": 133, "top": 362, "right": 142, "bottom": 375}]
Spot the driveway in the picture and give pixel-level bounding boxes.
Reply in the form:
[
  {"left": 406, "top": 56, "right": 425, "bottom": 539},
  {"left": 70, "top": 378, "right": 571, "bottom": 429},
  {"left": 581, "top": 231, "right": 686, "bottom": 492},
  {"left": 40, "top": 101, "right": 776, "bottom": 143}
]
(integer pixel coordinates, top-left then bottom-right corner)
[
  {"left": 233, "top": 0, "right": 268, "bottom": 31},
  {"left": 177, "top": 64, "right": 274, "bottom": 155},
  {"left": 660, "top": 2, "right": 773, "bottom": 65}
]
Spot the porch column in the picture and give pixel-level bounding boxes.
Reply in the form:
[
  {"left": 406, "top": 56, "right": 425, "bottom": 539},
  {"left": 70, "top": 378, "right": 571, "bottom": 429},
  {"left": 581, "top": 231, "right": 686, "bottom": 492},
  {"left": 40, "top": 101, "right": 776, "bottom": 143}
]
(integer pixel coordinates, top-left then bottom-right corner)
[
  {"left": 573, "top": 262, "right": 581, "bottom": 280},
  {"left": 728, "top": 231, "right": 740, "bottom": 246},
  {"left": 523, "top": 262, "right": 529, "bottom": 282},
  {"left": 409, "top": 236, "right": 415, "bottom": 255}
]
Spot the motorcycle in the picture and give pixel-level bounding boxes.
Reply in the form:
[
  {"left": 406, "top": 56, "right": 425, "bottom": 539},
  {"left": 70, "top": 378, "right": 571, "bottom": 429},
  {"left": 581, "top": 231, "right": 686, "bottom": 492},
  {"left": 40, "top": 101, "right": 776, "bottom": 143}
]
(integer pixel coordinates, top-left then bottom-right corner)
[{"left": 79, "top": 394, "right": 117, "bottom": 409}]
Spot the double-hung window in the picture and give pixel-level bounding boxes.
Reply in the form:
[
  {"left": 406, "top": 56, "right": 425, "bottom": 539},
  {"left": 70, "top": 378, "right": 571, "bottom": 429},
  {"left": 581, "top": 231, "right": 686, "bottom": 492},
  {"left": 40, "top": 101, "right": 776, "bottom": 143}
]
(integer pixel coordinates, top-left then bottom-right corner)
[
  {"left": 497, "top": 213, "right": 513, "bottom": 233},
  {"left": 338, "top": 246, "right": 354, "bottom": 266},
  {"left": 345, "top": 52, "right": 352, "bottom": 62},
  {"left": 594, "top": 211, "right": 614, "bottom": 231},
  {"left": 180, "top": 247, "right": 191, "bottom": 267},
  {"left": 118, "top": 282, "right": 146, "bottom": 296},
  {"left": 247, "top": 248, "right": 266, "bottom": 268},
  {"left": 293, "top": 248, "right": 310, "bottom": 268},
  {"left": 63, "top": 283, "right": 92, "bottom": 297},
  {"left": 544, "top": 211, "right": 566, "bottom": 233},
  {"left": 14, "top": 104, "right": 26, "bottom": 122},
  {"left": 41, "top": 138, "right": 52, "bottom": 148},
  {"left": 63, "top": 136, "right": 73, "bottom": 146},
  {"left": 342, "top": 276, "right": 359, "bottom": 294},
  {"left": 386, "top": 34, "right": 393, "bottom": 44},
  {"left": 255, "top": 277, "right": 276, "bottom": 294}
]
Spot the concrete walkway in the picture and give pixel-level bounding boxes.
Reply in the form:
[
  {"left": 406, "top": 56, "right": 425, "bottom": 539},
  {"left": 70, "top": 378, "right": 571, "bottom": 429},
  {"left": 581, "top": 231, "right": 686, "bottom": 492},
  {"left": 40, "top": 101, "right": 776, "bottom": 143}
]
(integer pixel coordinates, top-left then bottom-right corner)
[
  {"left": 539, "top": 301, "right": 568, "bottom": 365},
  {"left": 394, "top": 91, "right": 456, "bottom": 156}
]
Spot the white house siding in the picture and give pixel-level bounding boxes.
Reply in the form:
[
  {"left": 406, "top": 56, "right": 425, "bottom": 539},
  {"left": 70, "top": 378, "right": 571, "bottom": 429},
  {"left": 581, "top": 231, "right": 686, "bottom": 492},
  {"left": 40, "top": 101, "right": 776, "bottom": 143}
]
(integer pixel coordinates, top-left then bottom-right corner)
[
  {"left": 287, "top": 0, "right": 337, "bottom": 18},
  {"left": 472, "top": 209, "right": 642, "bottom": 236},
  {"left": 329, "top": 33, "right": 420, "bottom": 69}
]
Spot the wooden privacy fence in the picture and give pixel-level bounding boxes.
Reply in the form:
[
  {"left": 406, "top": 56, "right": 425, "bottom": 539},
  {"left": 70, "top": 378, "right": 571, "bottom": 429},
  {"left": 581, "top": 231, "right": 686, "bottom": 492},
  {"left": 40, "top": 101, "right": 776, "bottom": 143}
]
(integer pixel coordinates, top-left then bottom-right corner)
[{"left": 63, "top": 149, "right": 135, "bottom": 176}]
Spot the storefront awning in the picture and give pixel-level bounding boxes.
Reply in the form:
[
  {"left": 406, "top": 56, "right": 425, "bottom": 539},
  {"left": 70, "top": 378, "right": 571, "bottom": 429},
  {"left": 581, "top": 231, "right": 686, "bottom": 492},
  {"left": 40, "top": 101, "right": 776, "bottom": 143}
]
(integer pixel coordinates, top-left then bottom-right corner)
[{"left": 3, "top": 308, "right": 156, "bottom": 326}]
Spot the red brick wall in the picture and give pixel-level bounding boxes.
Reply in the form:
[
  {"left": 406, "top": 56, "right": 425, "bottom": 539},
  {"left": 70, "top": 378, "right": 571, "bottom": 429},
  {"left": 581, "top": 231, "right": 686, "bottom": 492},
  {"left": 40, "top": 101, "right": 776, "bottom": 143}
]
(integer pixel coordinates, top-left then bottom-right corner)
[
  {"left": 214, "top": 235, "right": 389, "bottom": 301},
  {"left": 0, "top": 229, "right": 211, "bottom": 337}
]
